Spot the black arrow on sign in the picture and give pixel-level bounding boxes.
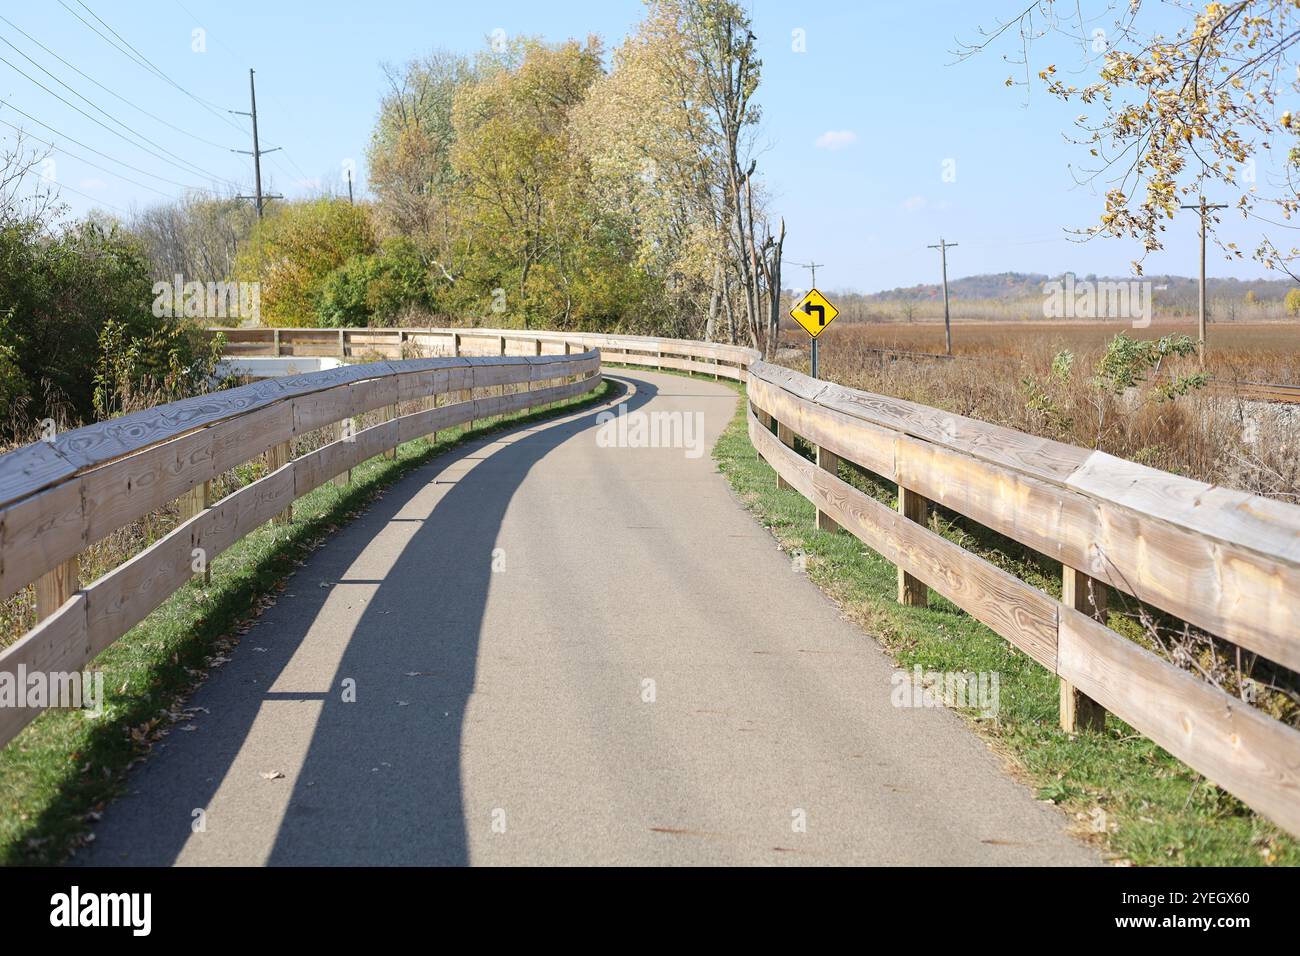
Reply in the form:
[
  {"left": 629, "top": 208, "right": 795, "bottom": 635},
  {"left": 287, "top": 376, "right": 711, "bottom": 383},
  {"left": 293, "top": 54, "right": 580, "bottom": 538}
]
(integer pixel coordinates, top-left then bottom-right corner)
[{"left": 803, "top": 302, "right": 826, "bottom": 326}]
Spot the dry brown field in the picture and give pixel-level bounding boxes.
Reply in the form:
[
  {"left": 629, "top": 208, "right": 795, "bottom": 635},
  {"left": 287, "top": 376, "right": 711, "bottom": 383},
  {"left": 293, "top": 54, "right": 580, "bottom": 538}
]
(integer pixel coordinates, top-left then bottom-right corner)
[
  {"left": 773, "top": 318, "right": 1300, "bottom": 507},
  {"left": 783, "top": 319, "right": 1299, "bottom": 384}
]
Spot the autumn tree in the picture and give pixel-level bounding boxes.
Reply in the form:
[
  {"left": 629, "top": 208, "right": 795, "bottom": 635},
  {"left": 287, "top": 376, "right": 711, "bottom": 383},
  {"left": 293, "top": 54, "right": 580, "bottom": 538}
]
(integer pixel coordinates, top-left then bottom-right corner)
[
  {"left": 450, "top": 37, "right": 607, "bottom": 327},
  {"left": 233, "top": 199, "right": 375, "bottom": 327},
  {"left": 367, "top": 52, "right": 476, "bottom": 273},
  {"left": 962, "top": 1, "right": 1300, "bottom": 277},
  {"left": 574, "top": 6, "right": 727, "bottom": 338},
  {"left": 357, "top": 4, "right": 784, "bottom": 340}
]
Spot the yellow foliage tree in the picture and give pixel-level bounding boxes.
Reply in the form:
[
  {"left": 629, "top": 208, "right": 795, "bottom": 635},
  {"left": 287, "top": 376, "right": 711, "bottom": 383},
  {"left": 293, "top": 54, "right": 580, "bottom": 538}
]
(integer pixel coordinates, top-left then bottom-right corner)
[{"left": 234, "top": 199, "right": 375, "bottom": 327}]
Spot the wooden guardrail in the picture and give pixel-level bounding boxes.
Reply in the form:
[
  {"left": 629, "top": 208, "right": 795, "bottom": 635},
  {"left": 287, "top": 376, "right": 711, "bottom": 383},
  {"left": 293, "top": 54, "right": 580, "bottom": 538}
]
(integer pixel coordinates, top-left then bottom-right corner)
[
  {"left": 222, "top": 326, "right": 1300, "bottom": 404},
  {"left": 6, "top": 323, "right": 1299, "bottom": 838},
  {"left": 0, "top": 348, "right": 601, "bottom": 746},
  {"left": 742, "top": 358, "right": 1300, "bottom": 837},
  {"left": 209, "top": 325, "right": 755, "bottom": 381}
]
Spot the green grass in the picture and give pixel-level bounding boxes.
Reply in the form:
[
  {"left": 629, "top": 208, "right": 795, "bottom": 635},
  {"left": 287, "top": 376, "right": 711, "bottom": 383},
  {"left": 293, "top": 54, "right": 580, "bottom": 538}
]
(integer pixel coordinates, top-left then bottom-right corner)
[
  {"left": 712, "top": 382, "right": 1297, "bottom": 867},
  {"left": 0, "top": 381, "right": 610, "bottom": 865}
]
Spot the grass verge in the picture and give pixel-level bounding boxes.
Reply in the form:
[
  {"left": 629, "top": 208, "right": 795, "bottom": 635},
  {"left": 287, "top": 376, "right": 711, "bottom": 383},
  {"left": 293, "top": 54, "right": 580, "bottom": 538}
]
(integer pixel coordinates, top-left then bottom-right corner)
[
  {"left": 0, "top": 380, "right": 610, "bottom": 865},
  {"left": 712, "top": 381, "right": 1297, "bottom": 867}
]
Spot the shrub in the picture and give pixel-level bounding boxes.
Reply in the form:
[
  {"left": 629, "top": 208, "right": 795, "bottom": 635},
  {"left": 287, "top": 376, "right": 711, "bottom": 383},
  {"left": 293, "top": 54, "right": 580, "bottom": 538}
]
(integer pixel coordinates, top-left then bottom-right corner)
[
  {"left": 232, "top": 199, "right": 375, "bottom": 327},
  {"left": 317, "top": 237, "right": 433, "bottom": 327},
  {"left": 92, "top": 319, "right": 225, "bottom": 420},
  {"left": 0, "top": 216, "right": 218, "bottom": 438}
]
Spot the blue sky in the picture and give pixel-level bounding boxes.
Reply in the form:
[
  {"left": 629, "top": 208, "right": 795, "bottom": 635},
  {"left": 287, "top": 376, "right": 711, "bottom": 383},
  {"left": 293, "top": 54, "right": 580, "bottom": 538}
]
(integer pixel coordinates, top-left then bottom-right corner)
[{"left": 0, "top": 1, "right": 1290, "bottom": 292}]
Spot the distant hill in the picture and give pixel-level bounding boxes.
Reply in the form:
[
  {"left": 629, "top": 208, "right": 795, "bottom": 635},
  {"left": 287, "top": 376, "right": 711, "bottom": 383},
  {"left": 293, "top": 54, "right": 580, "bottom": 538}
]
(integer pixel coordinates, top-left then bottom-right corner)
[{"left": 856, "top": 272, "right": 1298, "bottom": 303}]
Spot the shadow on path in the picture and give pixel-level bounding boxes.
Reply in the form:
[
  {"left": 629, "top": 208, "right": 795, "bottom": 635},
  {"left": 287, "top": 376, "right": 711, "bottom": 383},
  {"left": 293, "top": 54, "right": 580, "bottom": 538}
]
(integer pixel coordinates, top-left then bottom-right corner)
[{"left": 76, "top": 376, "right": 651, "bottom": 866}]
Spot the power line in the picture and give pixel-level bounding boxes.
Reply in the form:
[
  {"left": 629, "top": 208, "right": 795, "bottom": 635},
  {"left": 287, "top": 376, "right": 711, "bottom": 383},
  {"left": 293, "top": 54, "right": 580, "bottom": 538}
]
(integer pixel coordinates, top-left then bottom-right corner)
[
  {"left": 784, "top": 259, "right": 825, "bottom": 288},
  {"left": 0, "top": 38, "right": 237, "bottom": 187},
  {"left": 0, "top": 114, "right": 176, "bottom": 198},
  {"left": 0, "top": 13, "right": 233, "bottom": 151},
  {"left": 0, "top": 50, "right": 220, "bottom": 188},
  {"left": 0, "top": 101, "right": 202, "bottom": 193},
  {"left": 0, "top": 130, "right": 134, "bottom": 216},
  {"left": 57, "top": 0, "right": 247, "bottom": 136},
  {"left": 171, "top": 0, "right": 319, "bottom": 188},
  {"left": 47, "top": 177, "right": 132, "bottom": 216},
  {"left": 69, "top": 0, "right": 235, "bottom": 118}
]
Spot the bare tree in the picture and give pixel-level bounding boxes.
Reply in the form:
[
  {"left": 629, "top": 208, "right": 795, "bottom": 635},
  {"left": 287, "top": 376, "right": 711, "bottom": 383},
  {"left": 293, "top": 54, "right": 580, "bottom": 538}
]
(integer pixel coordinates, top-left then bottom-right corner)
[{"left": 0, "top": 126, "right": 58, "bottom": 226}]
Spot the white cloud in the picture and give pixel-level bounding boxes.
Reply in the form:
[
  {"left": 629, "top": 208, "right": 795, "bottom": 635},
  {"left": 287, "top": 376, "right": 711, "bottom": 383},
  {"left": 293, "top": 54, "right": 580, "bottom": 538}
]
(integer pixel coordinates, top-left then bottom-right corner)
[{"left": 814, "top": 130, "right": 857, "bottom": 151}]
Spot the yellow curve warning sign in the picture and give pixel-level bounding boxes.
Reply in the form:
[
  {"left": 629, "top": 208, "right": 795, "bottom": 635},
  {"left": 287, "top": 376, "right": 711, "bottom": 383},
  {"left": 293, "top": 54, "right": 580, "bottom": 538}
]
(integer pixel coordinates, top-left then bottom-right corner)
[{"left": 790, "top": 288, "right": 839, "bottom": 338}]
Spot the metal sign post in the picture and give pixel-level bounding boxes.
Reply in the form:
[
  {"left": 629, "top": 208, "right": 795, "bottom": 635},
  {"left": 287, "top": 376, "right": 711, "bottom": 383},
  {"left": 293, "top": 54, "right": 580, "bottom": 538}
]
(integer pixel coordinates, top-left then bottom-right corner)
[{"left": 790, "top": 289, "right": 838, "bottom": 380}]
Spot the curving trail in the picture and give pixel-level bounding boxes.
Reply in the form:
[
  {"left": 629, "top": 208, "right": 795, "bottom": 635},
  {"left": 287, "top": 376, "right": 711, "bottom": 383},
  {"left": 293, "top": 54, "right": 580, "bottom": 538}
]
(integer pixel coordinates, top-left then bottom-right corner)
[{"left": 76, "top": 370, "right": 1097, "bottom": 866}]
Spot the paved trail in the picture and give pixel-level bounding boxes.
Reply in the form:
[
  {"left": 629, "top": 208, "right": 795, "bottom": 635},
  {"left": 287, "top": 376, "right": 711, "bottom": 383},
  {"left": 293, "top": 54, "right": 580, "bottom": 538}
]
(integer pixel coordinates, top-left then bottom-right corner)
[{"left": 77, "top": 371, "right": 1097, "bottom": 866}]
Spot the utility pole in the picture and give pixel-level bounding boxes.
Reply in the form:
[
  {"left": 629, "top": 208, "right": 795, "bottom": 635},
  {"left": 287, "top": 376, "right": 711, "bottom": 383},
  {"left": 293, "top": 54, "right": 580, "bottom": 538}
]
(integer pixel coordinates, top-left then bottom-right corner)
[
  {"left": 233, "top": 69, "right": 283, "bottom": 218},
  {"left": 927, "top": 238, "right": 958, "bottom": 355},
  {"left": 347, "top": 168, "right": 354, "bottom": 205},
  {"left": 1180, "top": 198, "right": 1226, "bottom": 365},
  {"left": 785, "top": 259, "right": 826, "bottom": 378}
]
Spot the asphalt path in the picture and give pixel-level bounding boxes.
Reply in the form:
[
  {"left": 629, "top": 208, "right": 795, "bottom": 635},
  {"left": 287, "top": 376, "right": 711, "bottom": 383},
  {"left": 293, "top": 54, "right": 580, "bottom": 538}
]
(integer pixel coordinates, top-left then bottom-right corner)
[{"left": 76, "top": 370, "right": 1097, "bottom": 866}]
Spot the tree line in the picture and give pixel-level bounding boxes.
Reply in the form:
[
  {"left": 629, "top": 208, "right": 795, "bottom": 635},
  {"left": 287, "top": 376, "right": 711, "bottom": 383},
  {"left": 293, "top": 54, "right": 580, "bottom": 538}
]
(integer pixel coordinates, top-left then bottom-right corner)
[
  {"left": 229, "top": 0, "right": 783, "bottom": 346},
  {"left": 0, "top": 0, "right": 784, "bottom": 441}
]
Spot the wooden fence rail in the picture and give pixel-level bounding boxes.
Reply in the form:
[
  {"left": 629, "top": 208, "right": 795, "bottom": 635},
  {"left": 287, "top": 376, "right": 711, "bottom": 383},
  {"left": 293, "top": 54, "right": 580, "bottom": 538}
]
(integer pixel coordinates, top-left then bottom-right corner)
[
  {"left": 212, "top": 327, "right": 1300, "bottom": 835},
  {"left": 0, "top": 347, "right": 601, "bottom": 746},
  {"left": 4, "top": 324, "right": 1299, "bottom": 838},
  {"left": 215, "top": 326, "right": 1300, "bottom": 404},
  {"left": 741, "top": 357, "right": 1300, "bottom": 837}
]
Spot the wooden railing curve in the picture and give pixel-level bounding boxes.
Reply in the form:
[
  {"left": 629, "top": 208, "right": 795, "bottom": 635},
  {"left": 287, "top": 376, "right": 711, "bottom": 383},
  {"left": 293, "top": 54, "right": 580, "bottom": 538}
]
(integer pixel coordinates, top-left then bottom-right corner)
[
  {"left": 0, "top": 348, "right": 601, "bottom": 744},
  {"left": 741, "top": 356, "right": 1300, "bottom": 837},
  {"left": 4, "top": 324, "right": 1299, "bottom": 839}
]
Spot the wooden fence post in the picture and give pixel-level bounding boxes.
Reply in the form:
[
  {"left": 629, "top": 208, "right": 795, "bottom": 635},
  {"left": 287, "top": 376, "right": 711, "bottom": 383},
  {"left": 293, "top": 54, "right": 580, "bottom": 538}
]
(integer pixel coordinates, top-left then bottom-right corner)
[
  {"left": 266, "top": 442, "right": 293, "bottom": 525},
  {"left": 273, "top": 328, "right": 281, "bottom": 357},
  {"left": 754, "top": 405, "right": 773, "bottom": 462},
  {"left": 337, "top": 329, "right": 345, "bottom": 358},
  {"left": 527, "top": 338, "right": 542, "bottom": 412},
  {"left": 815, "top": 446, "right": 842, "bottom": 533},
  {"left": 180, "top": 480, "right": 212, "bottom": 583},
  {"left": 897, "top": 486, "right": 929, "bottom": 606},
  {"left": 1060, "top": 566, "right": 1109, "bottom": 733},
  {"left": 34, "top": 557, "right": 79, "bottom": 620},
  {"left": 334, "top": 420, "right": 352, "bottom": 487},
  {"left": 383, "top": 405, "right": 397, "bottom": 459},
  {"left": 776, "top": 420, "right": 795, "bottom": 490}
]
